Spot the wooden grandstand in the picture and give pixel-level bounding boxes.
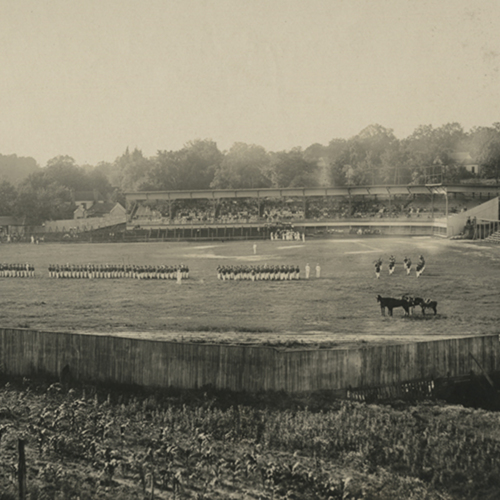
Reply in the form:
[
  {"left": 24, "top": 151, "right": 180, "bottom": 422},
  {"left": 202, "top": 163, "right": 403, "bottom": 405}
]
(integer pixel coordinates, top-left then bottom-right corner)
[{"left": 124, "top": 184, "right": 500, "bottom": 241}]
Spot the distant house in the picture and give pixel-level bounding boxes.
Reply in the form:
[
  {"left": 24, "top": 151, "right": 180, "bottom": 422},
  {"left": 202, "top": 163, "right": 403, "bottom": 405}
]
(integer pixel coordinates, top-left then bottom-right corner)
[
  {"left": 72, "top": 190, "right": 103, "bottom": 211},
  {"left": 435, "top": 152, "right": 480, "bottom": 175},
  {"left": 74, "top": 201, "right": 125, "bottom": 220},
  {"left": 448, "top": 152, "right": 480, "bottom": 175},
  {"left": 87, "top": 202, "right": 126, "bottom": 218}
]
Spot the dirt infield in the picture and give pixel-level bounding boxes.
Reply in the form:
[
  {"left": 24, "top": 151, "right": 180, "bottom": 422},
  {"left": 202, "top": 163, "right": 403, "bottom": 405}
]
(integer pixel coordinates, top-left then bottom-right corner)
[{"left": 1, "top": 237, "right": 499, "bottom": 348}]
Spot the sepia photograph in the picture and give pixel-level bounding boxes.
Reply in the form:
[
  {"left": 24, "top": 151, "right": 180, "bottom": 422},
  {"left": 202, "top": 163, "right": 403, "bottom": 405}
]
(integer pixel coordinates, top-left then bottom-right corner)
[{"left": 1, "top": 0, "right": 500, "bottom": 498}]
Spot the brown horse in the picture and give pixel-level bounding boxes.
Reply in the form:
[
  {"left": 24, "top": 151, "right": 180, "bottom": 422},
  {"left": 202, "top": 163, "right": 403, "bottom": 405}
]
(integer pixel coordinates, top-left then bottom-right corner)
[{"left": 376, "top": 295, "right": 412, "bottom": 316}]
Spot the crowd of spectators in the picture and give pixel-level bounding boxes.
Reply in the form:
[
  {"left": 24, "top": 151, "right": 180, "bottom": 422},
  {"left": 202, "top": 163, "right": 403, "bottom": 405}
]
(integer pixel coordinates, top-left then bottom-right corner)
[
  {"left": 261, "top": 198, "right": 305, "bottom": 222},
  {"left": 216, "top": 199, "right": 259, "bottom": 223},
  {"left": 130, "top": 195, "right": 481, "bottom": 226},
  {"left": 171, "top": 200, "right": 215, "bottom": 224}
]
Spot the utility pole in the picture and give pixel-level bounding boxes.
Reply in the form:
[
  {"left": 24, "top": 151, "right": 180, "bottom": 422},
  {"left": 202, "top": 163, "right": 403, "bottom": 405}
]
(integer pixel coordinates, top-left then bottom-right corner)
[{"left": 18, "top": 438, "right": 26, "bottom": 500}]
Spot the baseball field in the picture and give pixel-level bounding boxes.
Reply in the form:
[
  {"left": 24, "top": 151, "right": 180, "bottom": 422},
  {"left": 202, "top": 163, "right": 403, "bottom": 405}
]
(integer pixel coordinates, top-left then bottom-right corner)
[{"left": 1, "top": 236, "right": 499, "bottom": 348}]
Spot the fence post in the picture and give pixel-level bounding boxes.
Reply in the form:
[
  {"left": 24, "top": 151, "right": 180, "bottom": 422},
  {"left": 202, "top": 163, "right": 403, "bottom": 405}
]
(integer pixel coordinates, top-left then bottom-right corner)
[{"left": 18, "top": 438, "right": 26, "bottom": 500}]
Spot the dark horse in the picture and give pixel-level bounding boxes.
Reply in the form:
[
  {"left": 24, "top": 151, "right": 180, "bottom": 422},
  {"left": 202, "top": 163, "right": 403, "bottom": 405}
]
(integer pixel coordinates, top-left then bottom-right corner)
[
  {"left": 413, "top": 297, "right": 438, "bottom": 315},
  {"left": 376, "top": 295, "right": 412, "bottom": 316}
]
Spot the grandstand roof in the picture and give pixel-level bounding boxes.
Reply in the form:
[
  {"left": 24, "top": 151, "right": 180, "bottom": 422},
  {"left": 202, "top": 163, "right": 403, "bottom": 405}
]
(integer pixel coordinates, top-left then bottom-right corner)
[{"left": 125, "top": 184, "right": 500, "bottom": 202}]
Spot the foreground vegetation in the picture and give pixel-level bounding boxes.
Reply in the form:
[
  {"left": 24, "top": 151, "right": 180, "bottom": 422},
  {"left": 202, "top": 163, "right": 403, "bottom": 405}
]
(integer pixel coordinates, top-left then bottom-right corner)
[{"left": 1, "top": 378, "right": 500, "bottom": 499}]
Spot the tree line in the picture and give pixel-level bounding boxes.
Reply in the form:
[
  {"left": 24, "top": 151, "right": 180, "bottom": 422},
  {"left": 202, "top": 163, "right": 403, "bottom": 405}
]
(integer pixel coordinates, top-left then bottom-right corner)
[{"left": 1, "top": 122, "right": 500, "bottom": 224}]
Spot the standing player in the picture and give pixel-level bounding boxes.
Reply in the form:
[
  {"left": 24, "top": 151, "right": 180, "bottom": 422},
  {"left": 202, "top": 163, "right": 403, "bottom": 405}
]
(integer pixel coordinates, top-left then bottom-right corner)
[
  {"left": 416, "top": 254, "right": 426, "bottom": 278},
  {"left": 315, "top": 263, "right": 321, "bottom": 278},
  {"left": 388, "top": 255, "right": 396, "bottom": 275},
  {"left": 374, "top": 258, "right": 382, "bottom": 279},
  {"left": 403, "top": 256, "right": 412, "bottom": 275},
  {"left": 305, "top": 263, "right": 311, "bottom": 279}
]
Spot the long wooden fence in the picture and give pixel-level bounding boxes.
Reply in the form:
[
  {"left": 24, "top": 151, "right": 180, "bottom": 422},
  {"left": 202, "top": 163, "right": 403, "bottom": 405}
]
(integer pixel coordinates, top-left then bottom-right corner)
[{"left": 0, "top": 329, "right": 499, "bottom": 392}]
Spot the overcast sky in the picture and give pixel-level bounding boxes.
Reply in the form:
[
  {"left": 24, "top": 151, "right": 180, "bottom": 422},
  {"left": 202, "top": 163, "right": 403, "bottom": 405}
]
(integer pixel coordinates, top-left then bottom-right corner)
[{"left": 1, "top": 0, "right": 499, "bottom": 166}]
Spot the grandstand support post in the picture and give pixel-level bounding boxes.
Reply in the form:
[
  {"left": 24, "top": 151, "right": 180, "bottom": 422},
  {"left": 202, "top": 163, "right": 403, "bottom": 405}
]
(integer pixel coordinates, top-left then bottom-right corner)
[
  {"left": 445, "top": 192, "right": 449, "bottom": 219},
  {"left": 348, "top": 188, "right": 352, "bottom": 216},
  {"left": 431, "top": 192, "right": 434, "bottom": 217}
]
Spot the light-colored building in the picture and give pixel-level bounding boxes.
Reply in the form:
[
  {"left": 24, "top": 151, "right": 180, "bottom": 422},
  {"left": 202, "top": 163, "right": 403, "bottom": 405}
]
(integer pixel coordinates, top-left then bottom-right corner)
[
  {"left": 435, "top": 152, "right": 480, "bottom": 175},
  {"left": 72, "top": 190, "right": 103, "bottom": 212},
  {"left": 74, "top": 201, "right": 125, "bottom": 220}
]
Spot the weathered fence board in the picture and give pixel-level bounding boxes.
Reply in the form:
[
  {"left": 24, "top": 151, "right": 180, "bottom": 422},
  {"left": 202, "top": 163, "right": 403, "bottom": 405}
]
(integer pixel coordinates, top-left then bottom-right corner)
[{"left": 0, "top": 329, "right": 498, "bottom": 392}]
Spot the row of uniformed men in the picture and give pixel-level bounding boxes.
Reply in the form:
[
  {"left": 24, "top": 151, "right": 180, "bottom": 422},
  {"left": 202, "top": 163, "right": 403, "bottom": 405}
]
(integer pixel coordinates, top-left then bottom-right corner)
[
  {"left": 48, "top": 264, "right": 189, "bottom": 279},
  {"left": 0, "top": 263, "right": 35, "bottom": 277},
  {"left": 217, "top": 264, "right": 301, "bottom": 281},
  {"left": 374, "top": 255, "right": 425, "bottom": 278}
]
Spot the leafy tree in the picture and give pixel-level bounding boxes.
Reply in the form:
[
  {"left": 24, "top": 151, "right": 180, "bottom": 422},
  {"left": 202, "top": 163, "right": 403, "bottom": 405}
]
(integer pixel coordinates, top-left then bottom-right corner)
[
  {"left": 150, "top": 140, "right": 223, "bottom": 191},
  {"left": 0, "top": 180, "right": 18, "bottom": 215},
  {"left": 14, "top": 182, "right": 74, "bottom": 225},
  {"left": 403, "top": 123, "right": 468, "bottom": 183},
  {"left": 477, "top": 135, "right": 500, "bottom": 182},
  {"left": 329, "top": 159, "right": 348, "bottom": 186},
  {"left": 325, "top": 125, "right": 397, "bottom": 186},
  {"left": 44, "top": 156, "right": 86, "bottom": 189},
  {"left": 379, "top": 146, "right": 413, "bottom": 185},
  {"left": 211, "top": 143, "right": 272, "bottom": 189},
  {"left": 41, "top": 156, "right": 113, "bottom": 195},
  {"left": 86, "top": 168, "right": 113, "bottom": 194},
  {"left": 178, "top": 139, "right": 223, "bottom": 189},
  {"left": 0, "top": 154, "right": 39, "bottom": 184},
  {"left": 269, "top": 148, "right": 319, "bottom": 187},
  {"left": 115, "top": 148, "right": 154, "bottom": 191},
  {"left": 93, "top": 161, "right": 122, "bottom": 188}
]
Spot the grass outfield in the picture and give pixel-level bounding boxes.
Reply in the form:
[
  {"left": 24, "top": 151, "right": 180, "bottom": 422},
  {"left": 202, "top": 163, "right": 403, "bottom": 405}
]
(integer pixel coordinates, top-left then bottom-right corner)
[{"left": 1, "top": 237, "right": 499, "bottom": 348}]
